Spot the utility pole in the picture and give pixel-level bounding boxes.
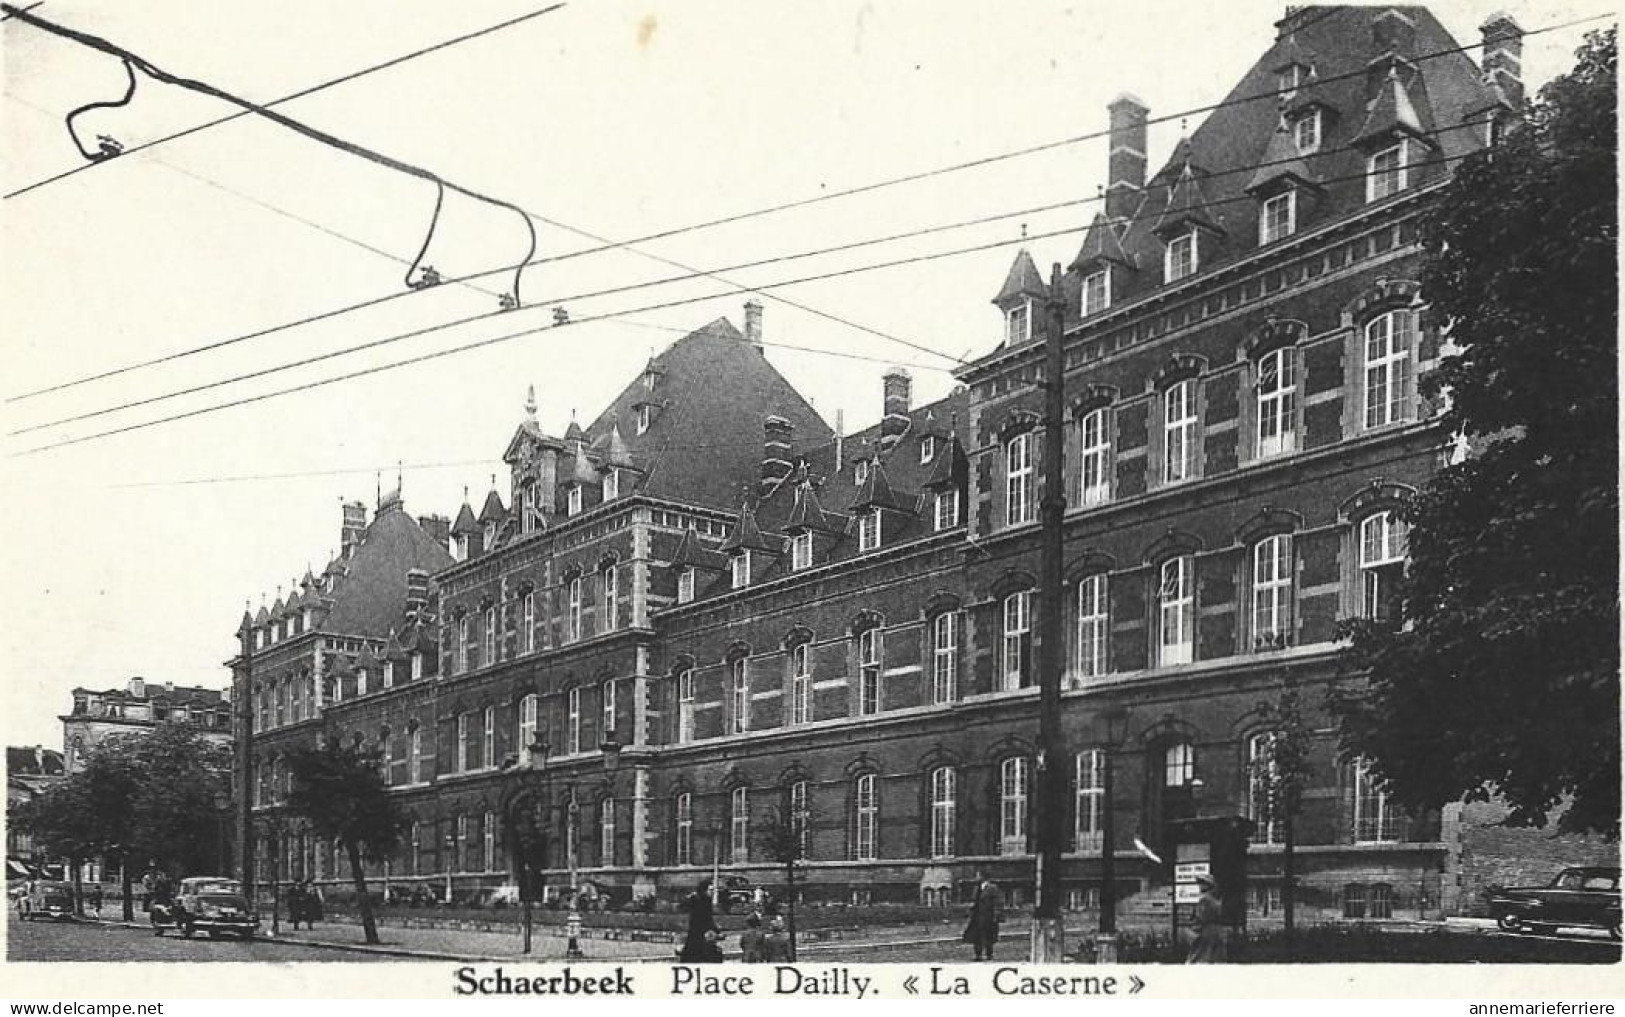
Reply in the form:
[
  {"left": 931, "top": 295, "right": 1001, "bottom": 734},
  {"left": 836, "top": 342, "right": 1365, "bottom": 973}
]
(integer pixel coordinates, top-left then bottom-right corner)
[{"left": 1032, "top": 262, "right": 1069, "bottom": 962}]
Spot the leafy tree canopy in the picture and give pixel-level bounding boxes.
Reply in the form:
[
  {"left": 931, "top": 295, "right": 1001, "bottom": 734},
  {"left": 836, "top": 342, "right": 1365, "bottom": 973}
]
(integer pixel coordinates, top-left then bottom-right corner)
[
  {"left": 285, "top": 737, "right": 409, "bottom": 862},
  {"left": 1338, "top": 30, "right": 1618, "bottom": 839}
]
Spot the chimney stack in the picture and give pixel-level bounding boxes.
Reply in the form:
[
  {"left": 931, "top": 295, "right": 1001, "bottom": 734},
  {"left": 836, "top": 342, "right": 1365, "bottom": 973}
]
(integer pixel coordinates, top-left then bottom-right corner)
[
  {"left": 1371, "top": 8, "right": 1417, "bottom": 59},
  {"left": 1105, "top": 94, "right": 1149, "bottom": 220},
  {"left": 879, "top": 368, "right": 912, "bottom": 449},
  {"left": 129, "top": 677, "right": 146, "bottom": 699},
  {"left": 760, "top": 416, "right": 795, "bottom": 494},
  {"left": 341, "top": 500, "right": 368, "bottom": 557},
  {"left": 405, "top": 568, "right": 430, "bottom": 620},
  {"left": 418, "top": 514, "right": 451, "bottom": 549},
  {"left": 1480, "top": 12, "right": 1525, "bottom": 110},
  {"left": 744, "top": 299, "right": 764, "bottom": 350}
]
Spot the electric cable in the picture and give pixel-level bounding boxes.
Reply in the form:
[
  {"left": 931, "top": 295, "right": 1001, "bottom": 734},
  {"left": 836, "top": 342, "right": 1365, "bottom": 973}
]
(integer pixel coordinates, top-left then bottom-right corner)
[{"left": 63, "top": 58, "right": 134, "bottom": 161}]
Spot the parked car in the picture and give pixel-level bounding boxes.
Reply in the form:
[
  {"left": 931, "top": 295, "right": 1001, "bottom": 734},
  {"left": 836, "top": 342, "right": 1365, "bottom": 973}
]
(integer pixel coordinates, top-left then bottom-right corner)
[
  {"left": 715, "top": 875, "right": 761, "bottom": 914},
  {"left": 153, "top": 877, "right": 260, "bottom": 940},
  {"left": 19, "top": 881, "right": 75, "bottom": 921},
  {"left": 1488, "top": 867, "right": 1621, "bottom": 939}
]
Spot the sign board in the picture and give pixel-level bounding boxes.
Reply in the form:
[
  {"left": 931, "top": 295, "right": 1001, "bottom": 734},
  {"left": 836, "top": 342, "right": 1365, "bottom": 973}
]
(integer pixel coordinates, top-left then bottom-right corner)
[{"left": 1174, "top": 860, "right": 1210, "bottom": 903}]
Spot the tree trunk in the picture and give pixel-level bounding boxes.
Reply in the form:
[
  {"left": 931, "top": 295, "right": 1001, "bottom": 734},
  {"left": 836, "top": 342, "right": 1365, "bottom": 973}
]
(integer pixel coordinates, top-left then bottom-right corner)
[
  {"left": 121, "top": 856, "right": 135, "bottom": 922},
  {"left": 70, "top": 858, "right": 84, "bottom": 917},
  {"left": 1282, "top": 798, "right": 1297, "bottom": 955},
  {"left": 785, "top": 861, "right": 798, "bottom": 962},
  {"left": 345, "top": 840, "right": 379, "bottom": 944}
]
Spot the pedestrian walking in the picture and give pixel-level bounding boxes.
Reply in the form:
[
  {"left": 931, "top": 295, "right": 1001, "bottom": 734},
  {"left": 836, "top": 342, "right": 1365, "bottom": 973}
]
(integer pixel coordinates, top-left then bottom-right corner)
[
  {"left": 961, "top": 873, "right": 1004, "bottom": 961},
  {"left": 739, "top": 913, "right": 768, "bottom": 962},
  {"left": 87, "top": 882, "right": 103, "bottom": 916},
  {"left": 302, "top": 880, "right": 324, "bottom": 925},
  {"left": 1186, "top": 873, "right": 1230, "bottom": 964},
  {"left": 286, "top": 881, "right": 307, "bottom": 931},
  {"left": 762, "top": 915, "right": 793, "bottom": 962},
  {"left": 678, "top": 879, "right": 724, "bottom": 963}
]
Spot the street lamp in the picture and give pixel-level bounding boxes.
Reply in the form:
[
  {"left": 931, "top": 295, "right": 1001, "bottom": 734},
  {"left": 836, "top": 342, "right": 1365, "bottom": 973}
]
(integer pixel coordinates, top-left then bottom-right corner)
[
  {"left": 444, "top": 829, "right": 456, "bottom": 906},
  {"left": 1096, "top": 706, "right": 1131, "bottom": 964}
]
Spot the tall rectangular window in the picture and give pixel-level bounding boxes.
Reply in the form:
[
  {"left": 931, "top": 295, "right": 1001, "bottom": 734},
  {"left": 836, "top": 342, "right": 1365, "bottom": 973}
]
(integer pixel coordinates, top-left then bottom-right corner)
[
  {"left": 792, "top": 530, "right": 813, "bottom": 570},
  {"left": 1294, "top": 109, "right": 1321, "bottom": 153},
  {"left": 455, "top": 814, "right": 467, "bottom": 872},
  {"left": 1249, "top": 733, "right": 1281, "bottom": 845},
  {"left": 1079, "top": 408, "right": 1111, "bottom": 506},
  {"left": 1159, "top": 556, "right": 1194, "bottom": 666},
  {"left": 409, "top": 727, "right": 423, "bottom": 784},
  {"left": 790, "top": 781, "right": 810, "bottom": 859},
  {"left": 1259, "top": 190, "right": 1296, "bottom": 244},
  {"left": 675, "top": 793, "right": 692, "bottom": 866},
  {"left": 731, "top": 552, "right": 751, "bottom": 590},
  {"left": 1364, "top": 309, "right": 1415, "bottom": 429},
  {"left": 1164, "top": 380, "right": 1198, "bottom": 484},
  {"left": 483, "top": 811, "right": 496, "bottom": 872},
  {"left": 637, "top": 403, "right": 652, "bottom": 434},
  {"left": 929, "top": 767, "right": 956, "bottom": 859},
  {"left": 523, "top": 592, "right": 536, "bottom": 654},
  {"left": 457, "top": 617, "right": 469, "bottom": 674},
  {"left": 600, "top": 567, "right": 618, "bottom": 632},
  {"left": 1006, "top": 301, "right": 1031, "bottom": 346},
  {"left": 568, "top": 686, "right": 582, "bottom": 754},
  {"left": 1353, "top": 758, "right": 1398, "bottom": 843},
  {"left": 854, "top": 774, "right": 877, "bottom": 861},
  {"left": 1006, "top": 433, "right": 1035, "bottom": 526},
  {"left": 483, "top": 606, "right": 496, "bottom": 665},
  {"left": 569, "top": 577, "right": 583, "bottom": 641},
  {"left": 456, "top": 712, "right": 469, "bottom": 773},
  {"left": 600, "top": 799, "right": 616, "bottom": 868},
  {"left": 1252, "top": 534, "right": 1293, "bottom": 648},
  {"left": 858, "top": 628, "right": 883, "bottom": 715},
  {"left": 1075, "top": 750, "right": 1104, "bottom": 852},
  {"left": 931, "top": 612, "right": 957, "bottom": 705},
  {"left": 934, "top": 489, "right": 960, "bottom": 531},
  {"left": 1002, "top": 590, "right": 1031, "bottom": 690},
  {"left": 1256, "top": 349, "right": 1298, "bottom": 458},
  {"left": 1367, "top": 140, "right": 1408, "bottom": 202},
  {"left": 677, "top": 670, "right": 695, "bottom": 744},
  {"left": 1165, "top": 231, "right": 1196, "bottom": 282},
  {"left": 1360, "top": 511, "right": 1409, "bottom": 620},
  {"left": 603, "top": 470, "right": 619, "bottom": 501},
  {"left": 858, "top": 509, "right": 882, "bottom": 552},
  {"left": 789, "top": 644, "right": 812, "bottom": 726},
  {"left": 730, "top": 786, "right": 749, "bottom": 863},
  {"left": 482, "top": 705, "right": 495, "bottom": 769},
  {"left": 677, "top": 568, "right": 696, "bottom": 605},
  {"left": 517, "top": 694, "right": 538, "bottom": 760},
  {"left": 1164, "top": 742, "right": 1195, "bottom": 787},
  {"left": 1076, "top": 574, "right": 1109, "bottom": 681},
  {"left": 1000, "top": 757, "right": 1029, "bottom": 855},
  {"left": 567, "top": 485, "right": 583, "bottom": 516},
  {"left": 730, "top": 658, "right": 750, "bottom": 734},
  {"left": 920, "top": 435, "right": 936, "bottom": 464},
  {"left": 601, "top": 680, "right": 617, "bottom": 742},
  {"left": 1082, "top": 269, "right": 1110, "bottom": 316}
]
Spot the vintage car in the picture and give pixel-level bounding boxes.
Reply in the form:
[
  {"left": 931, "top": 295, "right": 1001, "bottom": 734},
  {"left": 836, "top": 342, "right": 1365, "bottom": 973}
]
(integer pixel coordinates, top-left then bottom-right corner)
[
  {"left": 152, "top": 876, "right": 259, "bottom": 939},
  {"left": 1488, "top": 866, "right": 1621, "bottom": 939},
  {"left": 18, "top": 881, "right": 75, "bottom": 921}
]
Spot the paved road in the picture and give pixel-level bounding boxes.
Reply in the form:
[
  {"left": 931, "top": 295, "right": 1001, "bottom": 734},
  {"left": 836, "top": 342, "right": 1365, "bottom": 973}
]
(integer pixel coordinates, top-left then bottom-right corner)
[{"left": 6, "top": 912, "right": 390, "bottom": 963}]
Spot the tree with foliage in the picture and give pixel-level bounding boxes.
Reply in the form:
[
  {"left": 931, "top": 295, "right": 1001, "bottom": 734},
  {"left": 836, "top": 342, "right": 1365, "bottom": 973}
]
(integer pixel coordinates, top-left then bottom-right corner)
[
  {"left": 757, "top": 802, "right": 813, "bottom": 961},
  {"left": 1248, "top": 682, "right": 1314, "bottom": 939},
  {"left": 1338, "top": 30, "right": 1618, "bottom": 838},
  {"left": 285, "top": 737, "right": 410, "bottom": 944}
]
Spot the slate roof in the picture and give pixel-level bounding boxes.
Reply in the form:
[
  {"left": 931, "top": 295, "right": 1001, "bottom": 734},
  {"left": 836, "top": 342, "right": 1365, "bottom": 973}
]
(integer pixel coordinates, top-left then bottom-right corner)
[
  {"left": 319, "top": 502, "right": 455, "bottom": 638},
  {"left": 1070, "top": 212, "right": 1136, "bottom": 273},
  {"left": 992, "top": 248, "right": 1049, "bottom": 306},
  {"left": 1013, "top": 5, "right": 1503, "bottom": 346}
]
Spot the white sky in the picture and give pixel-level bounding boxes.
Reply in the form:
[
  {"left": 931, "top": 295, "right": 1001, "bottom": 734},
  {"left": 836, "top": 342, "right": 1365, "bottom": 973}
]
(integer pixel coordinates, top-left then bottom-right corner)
[{"left": 0, "top": 0, "right": 1605, "bottom": 750}]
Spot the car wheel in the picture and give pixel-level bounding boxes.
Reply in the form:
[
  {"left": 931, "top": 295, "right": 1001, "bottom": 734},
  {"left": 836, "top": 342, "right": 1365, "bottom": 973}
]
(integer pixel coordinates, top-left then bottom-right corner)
[
  {"left": 181, "top": 920, "right": 197, "bottom": 939},
  {"left": 1496, "top": 912, "right": 1523, "bottom": 932}
]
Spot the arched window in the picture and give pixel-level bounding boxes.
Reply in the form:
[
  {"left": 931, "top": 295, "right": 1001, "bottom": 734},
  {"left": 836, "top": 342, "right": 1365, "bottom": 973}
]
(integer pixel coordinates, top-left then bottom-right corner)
[
  {"left": 1363, "top": 309, "right": 1416, "bottom": 429},
  {"left": 674, "top": 793, "right": 693, "bottom": 866},
  {"left": 1158, "top": 557, "right": 1195, "bottom": 666},
  {"left": 1359, "top": 511, "right": 1409, "bottom": 620},
  {"left": 929, "top": 767, "right": 956, "bottom": 859},
  {"left": 1006, "top": 432, "right": 1035, "bottom": 526},
  {"left": 1252, "top": 534, "right": 1294, "bottom": 650},
  {"left": 1352, "top": 757, "right": 1398, "bottom": 843},
  {"left": 1000, "top": 757, "right": 1030, "bottom": 856},
  {"left": 1256, "top": 347, "right": 1297, "bottom": 458},
  {"left": 789, "top": 643, "right": 812, "bottom": 726},
  {"left": 788, "top": 780, "right": 811, "bottom": 860},
  {"left": 1164, "top": 742, "right": 1195, "bottom": 788},
  {"left": 567, "top": 687, "right": 583, "bottom": 754},
  {"left": 730, "top": 657, "right": 750, "bottom": 734},
  {"left": 1078, "top": 408, "right": 1112, "bottom": 506},
  {"left": 1247, "top": 732, "right": 1280, "bottom": 845},
  {"left": 517, "top": 694, "right": 539, "bottom": 760},
  {"left": 853, "top": 773, "right": 878, "bottom": 861},
  {"left": 1002, "top": 590, "right": 1032, "bottom": 690},
  {"left": 1076, "top": 574, "right": 1109, "bottom": 682},
  {"left": 931, "top": 612, "right": 958, "bottom": 705},
  {"left": 858, "top": 627, "right": 883, "bottom": 715}
]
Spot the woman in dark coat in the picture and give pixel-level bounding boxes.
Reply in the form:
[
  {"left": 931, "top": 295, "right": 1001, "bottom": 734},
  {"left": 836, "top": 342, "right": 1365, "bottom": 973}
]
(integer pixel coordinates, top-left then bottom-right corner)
[
  {"left": 961, "top": 874, "right": 1004, "bottom": 961},
  {"left": 678, "top": 879, "right": 724, "bottom": 962},
  {"left": 1186, "top": 873, "right": 1230, "bottom": 963}
]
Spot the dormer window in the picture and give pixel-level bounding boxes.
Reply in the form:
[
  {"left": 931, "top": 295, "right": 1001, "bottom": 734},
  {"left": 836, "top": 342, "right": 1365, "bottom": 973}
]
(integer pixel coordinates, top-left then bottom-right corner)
[
  {"left": 356, "top": 668, "right": 369, "bottom": 697},
  {"left": 854, "top": 460, "right": 869, "bottom": 486},
  {"left": 1165, "top": 231, "right": 1197, "bottom": 283},
  {"left": 1259, "top": 191, "right": 1296, "bottom": 245},
  {"left": 1367, "top": 140, "right": 1409, "bottom": 202},
  {"left": 567, "top": 485, "right": 583, "bottom": 516},
  {"left": 1293, "top": 109, "right": 1321, "bottom": 154},
  {"left": 920, "top": 435, "right": 936, "bottom": 465},
  {"left": 858, "top": 509, "right": 881, "bottom": 553},
  {"left": 383, "top": 662, "right": 395, "bottom": 689},
  {"left": 677, "top": 567, "right": 696, "bottom": 605},
  {"left": 792, "top": 530, "right": 813, "bottom": 571},
  {"left": 1082, "top": 269, "right": 1110, "bottom": 316},
  {"left": 1005, "top": 301, "right": 1032, "bottom": 346},
  {"left": 411, "top": 653, "right": 424, "bottom": 681},
  {"left": 934, "top": 489, "right": 960, "bottom": 532},
  {"left": 636, "top": 403, "right": 653, "bottom": 434},
  {"left": 731, "top": 552, "right": 751, "bottom": 590},
  {"left": 484, "top": 522, "right": 497, "bottom": 549},
  {"left": 603, "top": 470, "right": 619, "bottom": 501},
  {"left": 1278, "top": 63, "right": 1308, "bottom": 99}
]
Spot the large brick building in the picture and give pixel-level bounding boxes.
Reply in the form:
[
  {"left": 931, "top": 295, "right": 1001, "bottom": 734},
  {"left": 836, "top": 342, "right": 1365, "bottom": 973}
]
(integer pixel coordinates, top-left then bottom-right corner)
[{"left": 235, "top": 6, "right": 1577, "bottom": 922}]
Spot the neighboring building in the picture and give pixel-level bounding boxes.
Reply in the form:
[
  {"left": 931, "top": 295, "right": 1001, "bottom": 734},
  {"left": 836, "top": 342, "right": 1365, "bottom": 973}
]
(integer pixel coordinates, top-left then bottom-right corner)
[
  {"left": 7, "top": 746, "right": 65, "bottom": 873},
  {"left": 232, "top": 7, "right": 1543, "bottom": 921},
  {"left": 61, "top": 677, "right": 233, "bottom": 773}
]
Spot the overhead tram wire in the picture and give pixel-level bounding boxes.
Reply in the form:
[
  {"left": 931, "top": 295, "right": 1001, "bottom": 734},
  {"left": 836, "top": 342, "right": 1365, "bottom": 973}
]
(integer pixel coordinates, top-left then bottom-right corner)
[
  {"left": 6, "top": 9, "right": 1608, "bottom": 403},
  {"left": 11, "top": 143, "right": 1503, "bottom": 459},
  {"left": 1, "top": 2, "right": 569, "bottom": 200},
  {"left": 5, "top": 114, "right": 1503, "bottom": 438}
]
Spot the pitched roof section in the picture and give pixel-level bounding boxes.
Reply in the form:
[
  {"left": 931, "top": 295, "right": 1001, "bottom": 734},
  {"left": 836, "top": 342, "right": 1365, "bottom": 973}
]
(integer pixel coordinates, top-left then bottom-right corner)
[
  {"left": 1070, "top": 212, "right": 1136, "bottom": 273},
  {"left": 478, "top": 489, "right": 507, "bottom": 525},
  {"left": 849, "top": 458, "right": 912, "bottom": 513},
  {"left": 452, "top": 500, "right": 480, "bottom": 536},
  {"left": 785, "top": 480, "right": 839, "bottom": 533},
  {"left": 992, "top": 248, "right": 1049, "bottom": 306},
  {"left": 719, "top": 501, "right": 778, "bottom": 555},
  {"left": 924, "top": 432, "right": 969, "bottom": 491},
  {"left": 671, "top": 528, "right": 728, "bottom": 571},
  {"left": 1356, "top": 65, "right": 1430, "bottom": 146},
  {"left": 1246, "top": 121, "right": 1321, "bottom": 193},
  {"left": 1154, "top": 161, "right": 1222, "bottom": 236},
  {"left": 320, "top": 502, "right": 455, "bottom": 638}
]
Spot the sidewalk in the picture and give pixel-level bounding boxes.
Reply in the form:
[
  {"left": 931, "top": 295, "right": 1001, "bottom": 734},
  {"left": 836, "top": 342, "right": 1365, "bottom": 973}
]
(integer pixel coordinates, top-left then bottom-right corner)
[{"left": 268, "top": 920, "right": 677, "bottom": 962}]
